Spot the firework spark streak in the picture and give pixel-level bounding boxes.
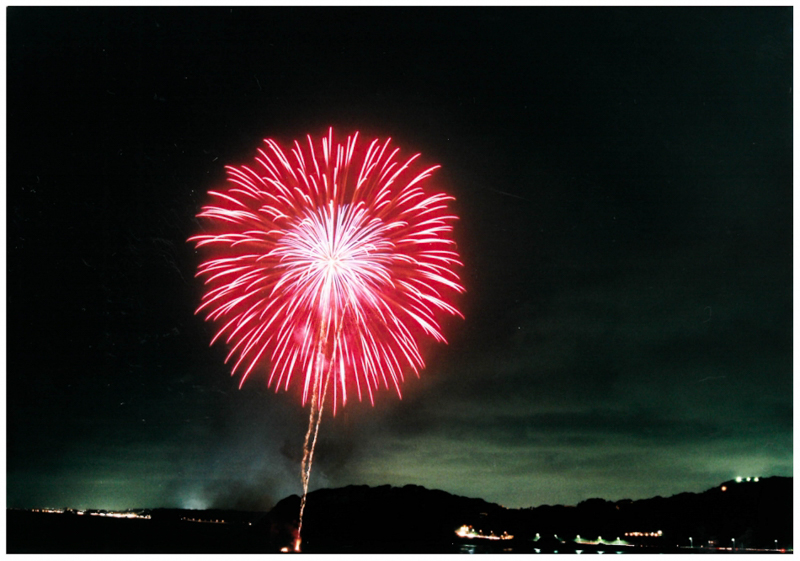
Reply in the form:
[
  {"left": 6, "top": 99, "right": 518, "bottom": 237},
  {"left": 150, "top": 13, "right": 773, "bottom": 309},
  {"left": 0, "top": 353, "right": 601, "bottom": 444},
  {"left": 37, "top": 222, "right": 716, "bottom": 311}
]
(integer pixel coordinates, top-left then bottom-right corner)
[
  {"left": 190, "top": 129, "right": 464, "bottom": 549},
  {"left": 296, "top": 368, "right": 330, "bottom": 551}
]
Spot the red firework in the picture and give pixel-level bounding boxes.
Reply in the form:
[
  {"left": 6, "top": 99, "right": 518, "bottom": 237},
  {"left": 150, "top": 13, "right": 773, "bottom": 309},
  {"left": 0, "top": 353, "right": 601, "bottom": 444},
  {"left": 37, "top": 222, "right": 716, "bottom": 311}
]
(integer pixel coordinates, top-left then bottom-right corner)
[{"left": 190, "top": 128, "right": 464, "bottom": 413}]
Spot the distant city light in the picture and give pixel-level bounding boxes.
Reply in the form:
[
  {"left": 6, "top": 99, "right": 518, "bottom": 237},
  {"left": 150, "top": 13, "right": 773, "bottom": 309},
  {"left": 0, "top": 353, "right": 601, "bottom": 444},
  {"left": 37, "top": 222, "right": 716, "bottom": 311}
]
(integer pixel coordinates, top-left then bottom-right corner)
[
  {"left": 721, "top": 486, "right": 727, "bottom": 491},
  {"left": 624, "top": 531, "right": 662, "bottom": 538},
  {"left": 455, "top": 525, "right": 513, "bottom": 541},
  {"left": 736, "top": 477, "right": 742, "bottom": 482},
  {"left": 180, "top": 517, "right": 227, "bottom": 524},
  {"left": 29, "top": 508, "right": 150, "bottom": 520}
]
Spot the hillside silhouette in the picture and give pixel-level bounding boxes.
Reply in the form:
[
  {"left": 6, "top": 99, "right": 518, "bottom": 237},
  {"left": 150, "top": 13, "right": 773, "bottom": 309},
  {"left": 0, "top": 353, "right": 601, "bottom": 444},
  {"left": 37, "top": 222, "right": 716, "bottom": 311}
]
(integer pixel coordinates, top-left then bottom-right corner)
[
  {"left": 264, "top": 476, "right": 791, "bottom": 553},
  {"left": 7, "top": 476, "right": 792, "bottom": 553}
]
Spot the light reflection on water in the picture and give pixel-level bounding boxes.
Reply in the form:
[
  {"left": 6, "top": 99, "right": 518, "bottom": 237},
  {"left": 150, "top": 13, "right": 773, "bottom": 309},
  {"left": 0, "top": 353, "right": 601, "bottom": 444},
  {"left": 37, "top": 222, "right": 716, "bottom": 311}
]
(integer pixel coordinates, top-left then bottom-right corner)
[{"left": 455, "top": 542, "right": 640, "bottom": 554}]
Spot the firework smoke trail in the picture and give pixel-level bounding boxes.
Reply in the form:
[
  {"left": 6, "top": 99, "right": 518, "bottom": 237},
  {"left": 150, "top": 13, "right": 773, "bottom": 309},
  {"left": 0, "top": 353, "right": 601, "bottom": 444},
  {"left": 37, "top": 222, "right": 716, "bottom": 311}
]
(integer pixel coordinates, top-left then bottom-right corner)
[
  {"left": 190, "top": 129, "right": 464, "bottom": 550},
  {"left": 296, "top": 311, "right": 337, "bottom": 550},
  {"left": 296, "top": 360, "right": 331, "bottom": 551}
]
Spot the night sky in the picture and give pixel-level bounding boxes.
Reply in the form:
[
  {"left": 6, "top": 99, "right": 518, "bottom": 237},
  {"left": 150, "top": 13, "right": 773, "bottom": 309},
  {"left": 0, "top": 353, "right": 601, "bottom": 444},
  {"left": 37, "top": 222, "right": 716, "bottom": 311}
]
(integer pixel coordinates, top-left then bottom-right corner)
[{"left": 7, "top": 7, "right": 792, "bottom": 512}]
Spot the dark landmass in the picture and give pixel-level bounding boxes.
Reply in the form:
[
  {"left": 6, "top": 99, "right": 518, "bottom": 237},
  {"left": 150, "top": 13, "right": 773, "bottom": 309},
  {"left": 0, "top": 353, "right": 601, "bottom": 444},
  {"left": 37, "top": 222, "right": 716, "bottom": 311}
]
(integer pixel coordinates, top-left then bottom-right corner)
[{"left": 7, "top": 476, "right": 792, "bottom": 553}]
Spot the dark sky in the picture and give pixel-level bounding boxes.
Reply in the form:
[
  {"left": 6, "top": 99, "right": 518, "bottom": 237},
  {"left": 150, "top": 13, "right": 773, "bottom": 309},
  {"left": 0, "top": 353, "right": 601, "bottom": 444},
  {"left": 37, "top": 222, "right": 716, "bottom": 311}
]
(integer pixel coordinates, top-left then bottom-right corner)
[{"left": 7, "top": 7, "right": 792, "bottom": 511}]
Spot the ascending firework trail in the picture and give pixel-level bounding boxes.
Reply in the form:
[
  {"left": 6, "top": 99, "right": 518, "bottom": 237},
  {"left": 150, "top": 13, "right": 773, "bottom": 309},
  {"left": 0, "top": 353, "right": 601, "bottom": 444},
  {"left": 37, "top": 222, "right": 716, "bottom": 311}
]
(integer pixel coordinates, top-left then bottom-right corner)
[{"left": 190, "top": 129, "right": 464, "bottom": 551}]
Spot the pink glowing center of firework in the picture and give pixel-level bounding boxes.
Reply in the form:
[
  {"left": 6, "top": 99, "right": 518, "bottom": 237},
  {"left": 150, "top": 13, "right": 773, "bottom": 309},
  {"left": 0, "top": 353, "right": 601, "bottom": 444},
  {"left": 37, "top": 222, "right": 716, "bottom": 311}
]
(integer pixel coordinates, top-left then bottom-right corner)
[{"left": 191, "top": 129, "right": 464, "bottom": 412}]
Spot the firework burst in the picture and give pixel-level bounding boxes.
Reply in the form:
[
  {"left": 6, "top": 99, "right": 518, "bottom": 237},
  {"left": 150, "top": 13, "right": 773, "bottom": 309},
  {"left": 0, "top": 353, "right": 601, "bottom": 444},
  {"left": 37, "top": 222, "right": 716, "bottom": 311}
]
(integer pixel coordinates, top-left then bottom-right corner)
[{"left": 191, "top": 128, "right": 464, "bottom": 413}]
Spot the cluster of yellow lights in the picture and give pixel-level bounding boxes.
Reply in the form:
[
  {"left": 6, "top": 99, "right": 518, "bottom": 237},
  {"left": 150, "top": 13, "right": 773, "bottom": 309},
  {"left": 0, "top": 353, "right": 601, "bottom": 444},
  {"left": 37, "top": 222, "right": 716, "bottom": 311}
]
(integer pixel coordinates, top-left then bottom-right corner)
[
  {"left": 180, "top": 517, "right": 227, "bottom": 524},
  {"left": 735, "top": 476, "right": 759, "bottom": 483},
  {"left": 31, "top": 508, "right": 150, "bottom": 519},
  {"left": 455, "top": 525, "right": 513, "bottom": 541},
  {"left": 625, "top": 531, "right": 663, "bottom": 538},
  {"left": 83, "top": 511, "right": 150, "bottom": 519}
]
